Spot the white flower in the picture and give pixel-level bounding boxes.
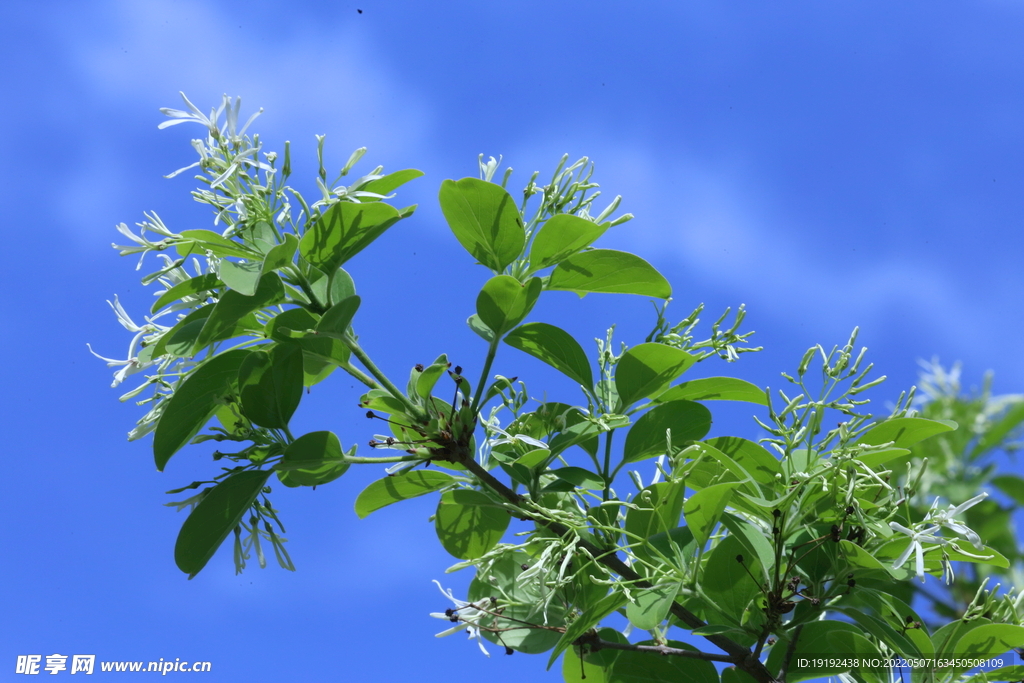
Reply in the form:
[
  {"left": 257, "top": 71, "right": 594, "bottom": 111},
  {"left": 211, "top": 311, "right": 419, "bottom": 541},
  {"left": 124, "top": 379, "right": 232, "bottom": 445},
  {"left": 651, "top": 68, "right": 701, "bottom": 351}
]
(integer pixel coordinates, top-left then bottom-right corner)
[
  {"left": 158, "top": 92, "right": 225, "bottom": 137},
  {"left": 87, "top": 295, "right": 160, "bottom": 387},
  {"left": 487, "top": 425, "right": 548, "bottom": 452},
  {"left": 429, "top": 580, "right": 492, "bottom": 657},
  {"left": 924, "top": 493, "right": 987, "bottom": 550},
  {"left": 889, "top": 522, "right": 946, "bottom": 582}
]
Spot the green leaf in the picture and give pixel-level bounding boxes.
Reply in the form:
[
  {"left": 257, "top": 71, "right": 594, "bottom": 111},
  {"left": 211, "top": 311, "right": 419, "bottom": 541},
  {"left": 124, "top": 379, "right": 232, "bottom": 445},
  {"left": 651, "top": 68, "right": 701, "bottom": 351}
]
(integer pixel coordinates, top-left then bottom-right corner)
[
  {"left": 153, "top": 306, "right": 213, "bottom": 358},
  {"left": 150, "top": 273, "right": 223, "bottom": 314},
  {"left": 469, "top": 550, "right": 566, "bottom": 654},
  {"left": 263, "top": 233, "right": 299, "bottom": 270},
  {"left": 299, "top": 201, "right": 406, "bottom": 275},
  {"left": 174, "top": 469, "right": 271, "bottom": 578},
  {"left": 528, "top": 213, "right": 608, "bottom": 272},
  {"left": 193, "top": 272, "right": 285, "bottom": 351},
  {"left": 615, "top": 343, "right": 696, "bottom": 409},
  {"left": 275, "top": 431, "right": 350, "bottom": 487},
  {"left": 972, "top": 400, "right": 1024, "bottom": 458},
  {"left": 765, "top": 621, "right": 880, "bottom": 683},
  {"left": 960, "top": 666, "right": 1024, "bottom": 683},
  {"left": 154, "top": 349, "right": 251, "bottom": 471},
  {"left": 991, "top": 474, "right": 1024, "bottom": 506},
  {"left": 547, "top": 590, "right": 628, "bottom": 669},
  {"left": 551, "top": 466, "right": 605, "bottom": 489},
  {"left": 953, "top": 623, "right": 1024, "bottom": 661},
  {"left": 856, "top": 417, "right": 957, "bottom": 449},
  {"left": 626, "top": 582, "right": 680, "bottom": 630},
  {"left": 315, "top": 295, "right": 360, "bottom": 339},
  {"left": 562, "top": 641, "right": 611, "bottom": 683},
  {"left": 721, "top": 667, "right": 759, "bottom": 683},
  {"left": 607, "top": 640, "right": 717, "bottom": 683},
  {"left": 265, "top": 308, "right": 351, "bottom": 379},
  {"left": 466, "top": 313, "right": 495, "bottom": 342},
  {"left": 415, "top": 354, "right": 450, "bottom": 399},
  {"left": 358, "top": 168, "right": 424, "bottom": 198},
  {"left": 702, "top": 535, "right": 762, "bottom": 616},
  {"left": 719, "top": 513, "right": 775, "bottom": 581},
  {"left": 177, "top": 229, "right": 258, "bottom": 259},
  {"left": 217, "top": 258, "right": 263, "bottom": 296},
  {"left": 683, "top": 482, "right": 738, "bottom": 546},
  {"left": 329, "top": 267, "right": 357, "bottom": 306},
  {"left": 704, "top": 437, "right": 782, "bottom": 486},
  {"left": 831, "top": 606, "right": 922, "bottom": 661},
  {"left": 434, "top": 490, "right": 510, "bottom": 560},
  {"left": 476, "top": 275, "right": 542, "bottom": 337},
  {"left": 645, "top": 526, "right": 698, "bottom": 571},
  {"left": 504, "top": 322, "right": 594, "bottom": 388},
  {"left": 654, "top": 377, "right": 767, "bottom": 406},
  {"left": 853, "top": 447, "right": 912, "bottom": 470},
  {"left": 623, "top": 400, "right": 712, "bottom": 464},
  {"left": 625, "top": 481, "right": 686, "bottom": 550},
  {"left": 220, "top": 233, "right": 299, "bottom": 296},
  {"left": 354, "top": 470, "right": 456, "bottom": 518},
  {"left": 838, "top": 539, "right": 904, "bottom": 580},
  {"left": 547, "top": 250, "right": 671, "bottom": 299},
  {"left": 237, "top": 344, "right": 304, "bottom": 429},
  {"left": 438, "top": 177, "right": 525, "bottom": 272}
]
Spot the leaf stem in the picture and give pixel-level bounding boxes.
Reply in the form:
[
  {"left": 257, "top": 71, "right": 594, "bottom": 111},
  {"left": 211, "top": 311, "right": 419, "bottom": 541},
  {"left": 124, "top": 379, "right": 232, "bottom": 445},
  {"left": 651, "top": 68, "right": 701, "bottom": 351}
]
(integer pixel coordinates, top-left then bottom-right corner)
[
  {"left": 343, "top": 330, "right": 427, "bottom": 422},
  {"left": 471, "top": 336, "right": 501, "bottom": 415}
]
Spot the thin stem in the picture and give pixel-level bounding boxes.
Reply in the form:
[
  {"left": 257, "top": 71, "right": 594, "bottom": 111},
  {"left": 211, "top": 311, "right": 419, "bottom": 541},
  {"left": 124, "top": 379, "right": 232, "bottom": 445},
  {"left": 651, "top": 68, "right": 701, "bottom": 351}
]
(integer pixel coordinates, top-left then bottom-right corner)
[
  {"left": 602, "top": 430, "right": 614, "bottom": 501},
  {"left": 471, "top": 336, "right": 500, "bottom": 415},
  {"left": 343, "top": 329, "right": 426, "bottom": 422},
  {"left": 342, "top": 453, "right": 424, "bottom": 465},
  {"left": 340, "top": 362, "right": 378, "bottom": 389}
]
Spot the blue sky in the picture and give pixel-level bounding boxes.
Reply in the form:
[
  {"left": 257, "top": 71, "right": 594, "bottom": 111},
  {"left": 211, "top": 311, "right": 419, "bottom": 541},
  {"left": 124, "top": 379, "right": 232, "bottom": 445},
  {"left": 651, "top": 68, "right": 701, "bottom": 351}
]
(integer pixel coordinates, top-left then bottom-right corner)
[{"left": 2, "top": 1, "right": 1023, "bottom": 681}]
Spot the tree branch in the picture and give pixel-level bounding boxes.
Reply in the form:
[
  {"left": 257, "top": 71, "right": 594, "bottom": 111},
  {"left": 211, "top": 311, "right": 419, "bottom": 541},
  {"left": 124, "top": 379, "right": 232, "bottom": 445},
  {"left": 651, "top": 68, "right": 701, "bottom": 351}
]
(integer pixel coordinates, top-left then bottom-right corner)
[
  {"left": 455, "top": 455, "right": 780, "bottom": 683},
  {"left": 581, "top": 634, "right": 735, "bottom": 662}
]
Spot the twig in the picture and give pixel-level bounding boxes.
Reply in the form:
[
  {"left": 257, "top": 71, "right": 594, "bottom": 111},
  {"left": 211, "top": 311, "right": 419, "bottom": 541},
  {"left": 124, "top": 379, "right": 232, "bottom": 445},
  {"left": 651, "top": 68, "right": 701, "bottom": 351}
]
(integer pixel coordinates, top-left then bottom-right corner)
[
  {"left": 455, "top": 455, "right": 780, "bottom": 683},
  {"left": 777, "top": 623, "right": 803, "bottom": 682}
]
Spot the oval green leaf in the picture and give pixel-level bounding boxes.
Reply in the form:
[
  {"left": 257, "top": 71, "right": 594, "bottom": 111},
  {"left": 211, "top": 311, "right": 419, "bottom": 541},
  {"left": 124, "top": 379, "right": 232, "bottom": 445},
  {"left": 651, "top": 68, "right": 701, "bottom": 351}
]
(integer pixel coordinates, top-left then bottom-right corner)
[
  {"left": 315, "top": 295, "right": 360, "bottom": 339},
  {"left": 547, "top": 249, "right": 671, "bottom": 299},
  {"left": 237, "top": 344, "right": 304, "bottom": 429},
  {"left": 654, "top": 377, "right": 767, "bottom": 406},
  {"left": 623, "top": 400, "right": 712, "bottom": 464},
  {"left": 299, "top": 201, "right": 406, "bottom": 275},
  {"left": 354, "top": 470, "right": 456, "bottom": 518},
  {"left": 438, "top": 177, "right": 525, "bottom": 272},
  {"left": 193, "top": 272, "right": 285, "bottom": 351},
  {"left": 276, "top": 430, "right": 350, "bottom": 487},
  {"left": 626, "top": 582, "right": 680, "bottom": 631},
  {"left": 528, "top": 213, "right": 608, "bottom": 272},
  {"left": 174, "top": 469, "right": 271, "bottom": 578},
  {"left": 434, "top": 489, "right": 510, "bottom": 560},
  {"left": 150, "top": 273, "right": 223, "bottom": 314},
  {"left": 683, "top": 482, "right": 738, "bottom": 547},
  {"left": 856, "top": 417, "right": 957, "bottom": 449},
  {"left": 476, "top": 275, "right": 542, "bottom": 337},
  {"left": 504, "top": 322, "right": 594, "bottom": 389},
  {"left": 607, "top": 640, "right": 717, "bottom": 683},
  {"left": 154, "top": 349, "right": 251, "bottom": 471},
  {"left": 704, "top": 437, "right": 782, "bottom": 486},
  {"left": 615, "top": 343, "right": 696, "bottom": 409}
]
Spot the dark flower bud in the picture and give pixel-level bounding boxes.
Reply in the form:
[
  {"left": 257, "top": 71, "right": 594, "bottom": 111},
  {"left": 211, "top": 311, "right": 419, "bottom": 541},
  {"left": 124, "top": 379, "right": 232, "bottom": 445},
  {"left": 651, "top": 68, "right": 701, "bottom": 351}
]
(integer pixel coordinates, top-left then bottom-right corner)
[
  {"left": 414, "top": 364, "right": 424, "bottom": 372},
  {"left": 366, "top": 411, "right": 375, "bottom": 419},
  {"left": 736, "top": 554, "right": 745, "bottom": 563},
  {"left": 772, "top": 509, "right": 782, "bottom": 518},
  {"left": 505, "top": 647, "right": 514, "bottom": 656},
  {"left": 454, "top": 365, "right": 463, "bottom": 375}
]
